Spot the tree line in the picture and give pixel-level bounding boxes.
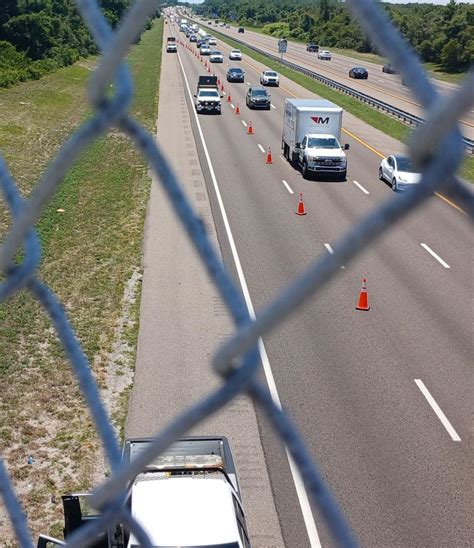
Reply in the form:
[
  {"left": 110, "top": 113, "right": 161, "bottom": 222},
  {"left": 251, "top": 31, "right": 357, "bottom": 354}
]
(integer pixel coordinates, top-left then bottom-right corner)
[
  {"left": 195, "top": 0, "right": 473, "bottom": 73},
  {"left": 0, "top": 0, "right": 157, "bottom": 88}
]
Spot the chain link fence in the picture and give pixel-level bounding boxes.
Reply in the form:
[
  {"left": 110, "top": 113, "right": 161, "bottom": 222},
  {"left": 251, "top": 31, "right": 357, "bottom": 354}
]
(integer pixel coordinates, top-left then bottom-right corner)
[{"left": 1, "top": 0, "right": 472, "bottom": 545}]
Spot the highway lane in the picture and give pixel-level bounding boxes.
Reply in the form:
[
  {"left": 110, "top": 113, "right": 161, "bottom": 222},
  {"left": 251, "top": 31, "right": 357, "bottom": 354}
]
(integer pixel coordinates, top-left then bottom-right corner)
[
  {"left": 175, "top": 33, "right": 474, "bottom": 547},
  {"left": 189, "top": 33, "right": 474, "bottom": 443},
  {"left": 196, "top": 21, "right": 474, "bottom": 141}
]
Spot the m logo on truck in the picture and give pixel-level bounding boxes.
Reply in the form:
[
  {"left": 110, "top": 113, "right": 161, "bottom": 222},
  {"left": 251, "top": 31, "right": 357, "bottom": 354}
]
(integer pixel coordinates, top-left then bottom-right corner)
[{"left": 311, "top": 116, "right": 330, "bottom": 124}]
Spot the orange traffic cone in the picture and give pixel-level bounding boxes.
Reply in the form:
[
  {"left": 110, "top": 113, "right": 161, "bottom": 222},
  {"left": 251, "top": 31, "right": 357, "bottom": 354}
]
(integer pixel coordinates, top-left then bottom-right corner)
[
  {"left": 295, "top": 192, "right": 307, "bottom": 215},
  {"left": 227, "top": 93, "right": 232, "bottom": 103},
  {"left": 247, "top": 121, "right": 254, "bottom": 135},
  {"left": 221, "top": 83, "right": 224, "bottom": 91},
  {"left": 235, "top": 103, "right": 240, "bottom": 115},
  {"left": 208, "top": 65, "right": 211, "bottom": 73},
  {"left": 265, "top": 147, "right": 273, "bottom": 164},
  {"left": 356, "top": 278, "right": 370, "bottom": 311}
]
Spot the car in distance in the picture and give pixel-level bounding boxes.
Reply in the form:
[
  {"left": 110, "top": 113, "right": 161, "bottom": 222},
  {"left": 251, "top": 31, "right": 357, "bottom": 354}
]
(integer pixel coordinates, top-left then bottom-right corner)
[
  {"left": 225, "top": 24, "right": 230, "bottom": 28},
  {"left": 229, "top": 49, "right": 242, "bottom": 60},
  {"left": 189, "top": 34, "right": 197, "bottom": 42},
  {"left": 238, "top": 27, "right": 245, "bottom": 33},
  {"left": 227, "top": 67, "right": 245, "bottom": 82},
  {"left": 379, "top": 155, "right": 421, "bottom": 191},
  {"left": 246, "top": 86, "right": 271, "bottom": 110},
  {"left": 318, "top": 50, "right": 332, "bottom": 60},
  {"left": 210, "top": 50, "right": 224, "bottom": 63},
  {"left": 200, "top": 44, "right": 211, "bottom": 55},
  {"left": 306, "top": 43, "right": 319, "bottom": 52},
  {"left": 166, "top": 37, "right": 177, "bottom": 53},
  {"left": 260, "top": 70, "right": 279, "bottom": 86},
  {"left": 349, "top": 67, "right": 368, "bottom": 79},
  {"left": 208, "top": 37, "right": 217, "bottom": 45},
  {"left": 382, "top": 63, "right": 398, "bottom": 74}
]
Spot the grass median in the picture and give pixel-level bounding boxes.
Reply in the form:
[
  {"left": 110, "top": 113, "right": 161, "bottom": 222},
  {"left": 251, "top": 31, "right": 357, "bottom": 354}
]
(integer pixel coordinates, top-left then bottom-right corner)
[
  {"left": 214, "top": 30, "right": 473, "bottom": 184},
  {"left": 0, "top": 18, "right": 163, "bottom": 543}
]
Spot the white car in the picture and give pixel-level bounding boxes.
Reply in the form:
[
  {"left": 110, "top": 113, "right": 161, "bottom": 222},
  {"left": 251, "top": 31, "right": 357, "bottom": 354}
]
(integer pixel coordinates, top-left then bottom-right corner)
[
  {"left": 208, "top": 37, "right": 217, "bottom": 45},
  {"left": 260, "top": 70, "right": 279, "bottom": 86},
  {"left": 200, "top": 44, "right": 211, "bottom": 56},
  {"left": 229, "top": 49, "right": 242, "bottom": 60},
  {"left": 210, "top": 50, "right": 224, "bottom": 63},
  {"left": 379, "top": 155, "right": 421, "bottom": 191},
  {"left": 166, "top": 43, "right": 177, "bottom": 53},
  {"left": 318, "top": 50, "right": 331, "bottom": 60}
]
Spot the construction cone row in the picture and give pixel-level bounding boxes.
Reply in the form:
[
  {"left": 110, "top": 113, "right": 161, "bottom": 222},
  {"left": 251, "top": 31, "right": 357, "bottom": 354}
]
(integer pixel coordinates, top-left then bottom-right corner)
[
  {"left": 295, "top": 192, "right": 307, "bottom": 215},
  {"left": 356, "top": 278, "right": 370, "bottom": 311}
]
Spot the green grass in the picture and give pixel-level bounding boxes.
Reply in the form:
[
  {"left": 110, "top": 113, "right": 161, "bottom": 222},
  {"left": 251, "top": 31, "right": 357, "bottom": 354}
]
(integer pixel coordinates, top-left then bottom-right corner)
[
  {"left": 0, "top": 17, "right": 163, "bottom": 541},
  {"left": 213, "top": 29, "right": 473, "bottom": 184}
]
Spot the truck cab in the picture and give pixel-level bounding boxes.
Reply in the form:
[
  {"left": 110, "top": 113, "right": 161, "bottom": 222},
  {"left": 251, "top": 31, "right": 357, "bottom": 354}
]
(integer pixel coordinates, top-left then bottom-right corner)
[{"left": 296, "top": 134, "right": 348, "bottom": 180}]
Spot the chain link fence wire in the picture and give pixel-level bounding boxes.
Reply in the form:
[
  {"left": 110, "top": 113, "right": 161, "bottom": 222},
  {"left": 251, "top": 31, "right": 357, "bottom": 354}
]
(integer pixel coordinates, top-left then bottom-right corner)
[{"left": 0, "top": 0, "right": 473, "bottom": 545}]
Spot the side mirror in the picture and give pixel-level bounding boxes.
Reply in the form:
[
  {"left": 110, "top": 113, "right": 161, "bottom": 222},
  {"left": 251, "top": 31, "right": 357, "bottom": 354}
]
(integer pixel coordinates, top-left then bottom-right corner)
[
  {"left": 344, "top": 143, "right": 350, "bottom": 150},
  {"left": 295, "top": 143, "right": 301, "bottom": 149},
  {"left": 193, "top": 94, "right": 197, "bottom": 97},
  {"left": 220, "top": 95, "right": 224, "bottom": 98}
]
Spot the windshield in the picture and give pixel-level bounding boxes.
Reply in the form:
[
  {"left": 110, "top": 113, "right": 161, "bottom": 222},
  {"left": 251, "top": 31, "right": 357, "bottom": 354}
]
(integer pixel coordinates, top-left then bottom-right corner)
[
  {"left": 307, "top": 137, "right": 339, "bottom": 148},
  {"left": 199, "top": 91, "right": 219, "bottom": 97},
  {"left": 230, "top": 68, "right": 243, "bottom": 73},
  {"left": 396, "top": 157, "right": 420, "bottom": 172},
  {"left": 265, "top": 72, "right": 277, "bottom": 77},
  {"left": 211, "top": 51, "right": 221, "bottom": 56},
  {"left": 231, "top": 50, "right": 240, "bottom": 54},
  {"left": 252, "top": 89, "right": 268, "bottom": 96}
]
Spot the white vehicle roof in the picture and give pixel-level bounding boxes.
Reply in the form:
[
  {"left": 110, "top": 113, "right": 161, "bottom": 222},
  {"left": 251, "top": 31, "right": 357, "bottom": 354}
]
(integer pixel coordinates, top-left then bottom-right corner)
[{"left": 128, "top": 475, "right": 241, "bottom": 547}]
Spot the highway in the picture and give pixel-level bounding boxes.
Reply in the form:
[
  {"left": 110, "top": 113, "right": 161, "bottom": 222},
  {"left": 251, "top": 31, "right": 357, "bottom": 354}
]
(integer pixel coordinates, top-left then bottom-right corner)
[
  {"left": 130, "top": 20, "right": 473, "bottom": 547},
  {"left": 199, "top": 21, "right": 474, "bottom": 142}
]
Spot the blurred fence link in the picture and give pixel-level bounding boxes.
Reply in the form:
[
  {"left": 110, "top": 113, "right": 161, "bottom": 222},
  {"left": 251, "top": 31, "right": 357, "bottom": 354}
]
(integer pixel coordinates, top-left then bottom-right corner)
[{"left": 1, "top": 0, "right": 472, "bottom": 546}]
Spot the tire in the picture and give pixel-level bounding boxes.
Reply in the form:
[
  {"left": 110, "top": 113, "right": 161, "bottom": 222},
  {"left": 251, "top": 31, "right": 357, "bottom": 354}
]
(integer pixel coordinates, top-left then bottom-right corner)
[
  {"left": 267, "top": 105, "right": 271, "bottom": 110},
  {"left": 340, "top": 170, "right": 347, "bottom": 181},
  {"left": 378, "top": 167, "right": 384, "bottom": 181},
  {"left": 391, "top": 178, "right": 398, "bottom": 191},
  {"left": 283, "top": 144, "right": 289, "bottom": 161},
  {"left": 302, "top": 161, "right": 310, "bottom": 180}
]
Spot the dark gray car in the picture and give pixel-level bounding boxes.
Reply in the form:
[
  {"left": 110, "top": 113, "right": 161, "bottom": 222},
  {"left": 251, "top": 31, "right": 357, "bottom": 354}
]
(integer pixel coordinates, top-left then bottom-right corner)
[{"left": 246, "top": 86, "right": 271, "bottom": 110}]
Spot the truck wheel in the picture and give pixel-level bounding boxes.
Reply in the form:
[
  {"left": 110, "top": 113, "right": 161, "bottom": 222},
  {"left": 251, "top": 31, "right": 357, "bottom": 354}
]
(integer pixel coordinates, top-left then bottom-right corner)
[
  {"left": 340, "top": 170, "right": 347, "bottom": 181},
  {"left": 302, "top": 161, "right": 310, "bottom": 180}
]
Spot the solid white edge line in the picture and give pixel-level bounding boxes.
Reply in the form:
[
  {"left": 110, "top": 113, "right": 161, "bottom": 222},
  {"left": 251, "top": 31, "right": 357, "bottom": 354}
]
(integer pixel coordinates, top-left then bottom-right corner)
[
  {"left": 414, "top": 380, "right": 461, "bottom": 441},
  {"left": 420, "top": 243, "right": 450, "bottom": 268},
  {"left": 177, "top": 51, "right": 322, "bottom": 548},
  {"left": 282, "top": 180, "right": 294, "bottom": 194},
  {"left": 258, "top": 144, "right": 266, "bottom": 153},
  {"left": 242, "top": 120, "right": 248, "bottom": 127},
  {"left": 353, "top": 180, "right": 370, "bottom": 195}
]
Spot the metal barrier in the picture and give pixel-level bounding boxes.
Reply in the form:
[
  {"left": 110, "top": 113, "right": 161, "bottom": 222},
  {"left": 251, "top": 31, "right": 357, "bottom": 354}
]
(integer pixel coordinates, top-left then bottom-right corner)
[
  {"left": 202, "top": 22, "right": 474, "bottom": 155},
  {"left": 0, "top": 0, "right": 473, "bottom": 546}
]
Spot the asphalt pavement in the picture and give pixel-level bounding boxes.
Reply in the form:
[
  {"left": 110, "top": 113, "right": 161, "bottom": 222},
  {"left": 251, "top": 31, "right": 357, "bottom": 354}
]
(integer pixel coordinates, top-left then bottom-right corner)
[{"left": 129, "top": 21, "right": 473, "bottom": 547}]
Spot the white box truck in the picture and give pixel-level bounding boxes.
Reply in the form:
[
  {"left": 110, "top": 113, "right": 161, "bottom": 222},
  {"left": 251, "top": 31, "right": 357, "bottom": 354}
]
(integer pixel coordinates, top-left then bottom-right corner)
[{"left": 282, "top": 98, "right": 349, "bottom": 180}]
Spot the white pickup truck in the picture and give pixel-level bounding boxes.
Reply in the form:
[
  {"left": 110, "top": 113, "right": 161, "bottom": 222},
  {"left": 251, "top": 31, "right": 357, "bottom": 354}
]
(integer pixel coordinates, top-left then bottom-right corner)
[
  {"left": 38, "top": 437, "right": 250, "bottom": 548},
  {"left": 194, "top": 75, "right": 222, "bottom": 114},
  {"left": 282, "top": 98, "right": 349, "bottom": 180}
]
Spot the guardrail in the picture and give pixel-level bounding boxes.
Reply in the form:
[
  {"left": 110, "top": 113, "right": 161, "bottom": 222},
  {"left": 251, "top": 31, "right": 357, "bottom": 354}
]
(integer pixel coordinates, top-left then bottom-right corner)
[{"left": 195, "top": 21, "right": 474, "bottom": 156}]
